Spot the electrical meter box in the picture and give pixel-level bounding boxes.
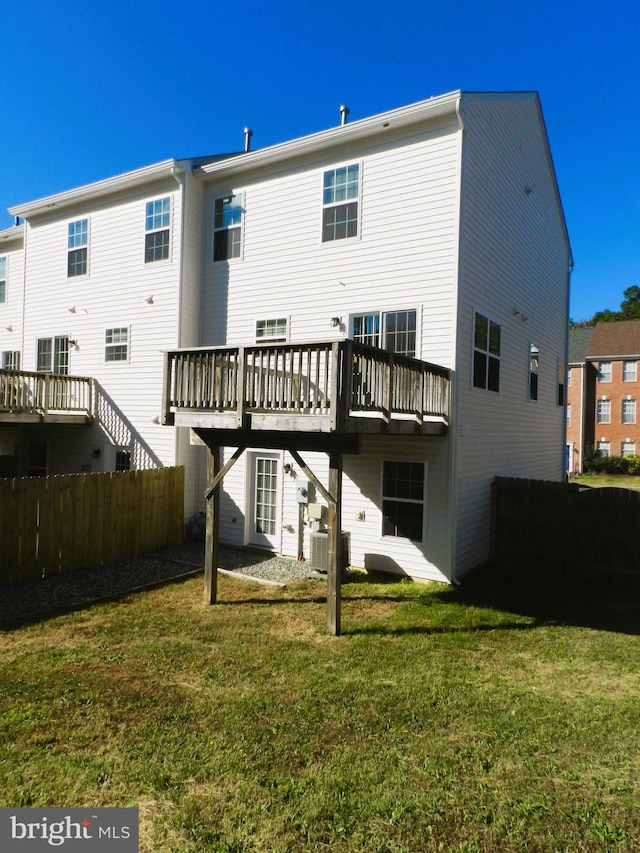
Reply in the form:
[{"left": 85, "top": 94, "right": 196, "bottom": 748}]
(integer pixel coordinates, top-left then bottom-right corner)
[{"left": 296, "top": 481, "right": 309, "bottom": 503}]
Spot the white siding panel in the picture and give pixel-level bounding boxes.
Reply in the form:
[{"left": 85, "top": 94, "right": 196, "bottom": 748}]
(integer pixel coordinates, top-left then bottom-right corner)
[{"left": 453, "top": 95, "right": 571, "bottom": 576}]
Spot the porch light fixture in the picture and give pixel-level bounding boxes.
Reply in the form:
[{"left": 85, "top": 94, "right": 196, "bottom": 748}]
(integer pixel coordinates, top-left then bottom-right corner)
[
  {"left": 69, "top": 339, "right": 78, "bottom": 347},
  {"left": 330, "top": 316, "right": 341, "bottom": 328},
  {"left": 146, "top": 295, "right": 154, "bottom": 304}
]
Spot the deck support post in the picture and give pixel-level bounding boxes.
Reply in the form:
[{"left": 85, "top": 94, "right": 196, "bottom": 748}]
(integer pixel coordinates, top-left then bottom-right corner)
[
  {"left": 204, "top": 445, "right": 221, "bottom": 605},
  {"left": 327, "top": 451, "right": 343, "bottom": 636}
]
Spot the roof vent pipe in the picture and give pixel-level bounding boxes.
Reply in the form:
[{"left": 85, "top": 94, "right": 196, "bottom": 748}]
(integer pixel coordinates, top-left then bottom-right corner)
[
  {"left": 244, "top": 127, "right": 253, "bottom": 152},
  {"left": 339, "top": 105, "right": 349, "bottom": 126}
]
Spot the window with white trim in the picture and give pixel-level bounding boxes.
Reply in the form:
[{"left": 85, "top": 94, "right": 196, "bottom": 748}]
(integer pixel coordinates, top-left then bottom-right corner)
[
  {"left": 2, "top": 351, "right": 20, "bottom": 369},
  {"left": 351, "top": 310, "right": 417, "bottom": 357},
  {"left": 105, "top": 327, "right": 129, "bottom": 362},
  {"left": 213, "top": 193, "right": 243, "bottom": 261},
  {"left": 598, "top": 361, "right": 611, "bottom": 382},
  {"left": 597, "top": 441, "right": 610, "bottom": 457},
  {"left": 382, "top": 460, "right": 426, "bottom": 542},
  {"left": 597, "top": 399, "right": 610, "bottom": 424},
  {"left": 37, "top": 337, "right": 69, "bottom": 374},
  {"left": 622, "top": 441, "right": 636, "bottom": 457},
  {"left": 566, "top": 404, "right": 571, "bottom": 428},
  {"left": 622, "top": 399, "right": 636, "bottom": 424},
  {"left": 256, "top": 318, "right": 287, "bottom": 342},
  {"left": 322, "top": 164, "right": 359, "bottom": 242},
  {"left": 0, "top": 256, "right": 6, "bottom": 303},
  {"left": 145, "top": 197, "right": 170, "bottom": 262},
  {"left": 623, "top": 360, "right": 637, "bottom": 382},
  {"left": 529, "top": 344, "right": 539, "bottom": 400},
  {"left": 115, "top": 449, "right": 132, "bottom": 471},
  {"left": 473, "top": 311, "right": 500, "bottom": 392},
  {"left": 67, "top": 219, "right": 88, "bottom": 276}
]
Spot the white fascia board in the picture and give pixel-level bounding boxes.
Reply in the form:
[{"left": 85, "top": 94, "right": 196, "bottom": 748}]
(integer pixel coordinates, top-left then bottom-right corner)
[
  {"left": 8, "top": 159, "right": 182, "bottom": 218},
  {"left": 0, "top": 224, "right": 24, "bottom": 244},
  {"left": 198, "top": 90, "right": 463, "bottom": 179}
]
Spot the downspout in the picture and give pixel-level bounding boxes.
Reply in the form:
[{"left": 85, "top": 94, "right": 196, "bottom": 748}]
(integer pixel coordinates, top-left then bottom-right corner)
[
  {"left": 170, "top": 165, "right": 186, "bottom": 483},
  {"left": 20, "top": 219, "right": 27, "bottom": 364},
  {"left": 449, "top": 95, "right": 466, "bottom": 585}
]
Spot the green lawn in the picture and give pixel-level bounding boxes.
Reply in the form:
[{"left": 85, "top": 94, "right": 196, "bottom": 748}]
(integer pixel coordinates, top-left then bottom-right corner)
[
  {"left": 573, "top": 472, "right": 640, "bottom": 490},
  {"left": 1, "top": 570, "right": 639, "bottom": 852}
]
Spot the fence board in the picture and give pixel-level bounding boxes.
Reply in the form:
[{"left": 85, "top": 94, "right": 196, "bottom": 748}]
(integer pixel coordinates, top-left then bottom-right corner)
[
  {"left": 0, "top": 467, "right": 185, "bottom": 587},
  {"left": 492, "top": 477, "right": 640, "bottom": 586}
]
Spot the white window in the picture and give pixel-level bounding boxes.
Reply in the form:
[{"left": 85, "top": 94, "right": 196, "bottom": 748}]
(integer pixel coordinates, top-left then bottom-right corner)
[
  {"left": 382, "top": 460, "right": 426, "bottom": 542},
  {"left": 2, "top": 351, "right": 20, "bottom": 369},
  {"left": 598, "top": 361, "right": 611, "bottom": 382},
  {"left": 115, "top": 449, "right": 132, "bottom": 471},
  {"left": 145, "top": 197, "right": 170, "bottom": 262},
  {"left": 529, "top": 344, "right": 539, "bottom": 400},
  {"left": 256, "top": 318, "right": 287, "bottom": 342},
  {"left": 105, "top": 327, "right": 129, "bottom": 362},
  {"left": 623, "top": 361, "right": 637, "bottom": 382},
  {"left": 213, "top": 193, "right": 243, "bottom": 261},
  {"left": 0, "top": 256, "right": 6, "bottom": 303},
  {"left": 597, "top": 441, "right": 610, "bottom": 457},
  {"left": 351, "top": 310, "right": 417, "bottom": 357},
  {"left": 473, "top": 311, "right": 500, "bottom": 392},
  {"left": 622, "top": 399, "right": 636, "bottom": 424},
  {"left": 68, "top": 219, "right": 88, "bottom": 277},
  {"left": 37, "top": 337, "right": 69, "bottom": 374},
  {"left": 597, "top": 399, "right": 611, "bottom": 424},
  {"left": 622, "top": 441, "right": 636, "bottom": 457},
  {"left": 566, "top": 404, "right": 571, "bottom": 427},
  {"left": 322, "top": 164, "right": 360, "bottom": 242}
]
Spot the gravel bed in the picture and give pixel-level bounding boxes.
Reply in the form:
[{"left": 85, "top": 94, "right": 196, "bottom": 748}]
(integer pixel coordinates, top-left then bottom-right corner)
[{"left": 0, "top": 542, "right": 317, "bottom": 628}]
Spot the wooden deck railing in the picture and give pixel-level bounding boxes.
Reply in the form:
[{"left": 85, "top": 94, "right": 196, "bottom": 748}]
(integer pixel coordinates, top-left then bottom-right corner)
[
  {"left": 0, "top": 369, "right": 93, "bottom": 419},
  {"left": 163, "top": 340, "right": 450, "bottom": 430}
]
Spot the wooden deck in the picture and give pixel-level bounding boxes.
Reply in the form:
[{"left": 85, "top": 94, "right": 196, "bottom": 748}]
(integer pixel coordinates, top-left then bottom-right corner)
[
  {"left": 162, "top": 340, "right": 450, "bottom": 435},
  {"left": 0, "top": 369, "right": 93, "bottom": 423}
]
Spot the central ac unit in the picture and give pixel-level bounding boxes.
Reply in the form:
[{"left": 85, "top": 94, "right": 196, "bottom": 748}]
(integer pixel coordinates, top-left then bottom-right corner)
[{"left": 309, "top": 531, "right": 350, "bottom": 573}]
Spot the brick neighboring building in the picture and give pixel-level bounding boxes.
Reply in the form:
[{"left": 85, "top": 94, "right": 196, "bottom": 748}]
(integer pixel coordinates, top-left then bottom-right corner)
[{"left": 568, "top": 320, "right": 640, "bottom": 471}]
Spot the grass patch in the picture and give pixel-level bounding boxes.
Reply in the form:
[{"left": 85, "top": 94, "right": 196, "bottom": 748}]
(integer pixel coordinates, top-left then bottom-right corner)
[
  {"left": 1, "top": 572, "right": 640, "bottom": 851},
  {"left": 573, "top": 472, "right": 640, "bottom": 490}
]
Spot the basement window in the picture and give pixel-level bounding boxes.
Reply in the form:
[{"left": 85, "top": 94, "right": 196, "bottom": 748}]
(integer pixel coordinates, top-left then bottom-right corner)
[{"left": 381, "top": 460, "right": 426, "bottom": 542}]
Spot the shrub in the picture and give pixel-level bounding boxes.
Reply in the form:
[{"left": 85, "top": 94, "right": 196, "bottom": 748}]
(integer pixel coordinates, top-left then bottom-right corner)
[{"left": 583, "top": 448, "right": 640, "bottom": 475}]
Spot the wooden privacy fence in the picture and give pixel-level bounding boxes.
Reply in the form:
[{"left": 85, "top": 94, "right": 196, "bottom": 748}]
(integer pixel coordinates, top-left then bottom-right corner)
[
  {"left": 0, "top": 467, "right": 184, "bottom": 587},
  {"left": 492, "top": 477, "right": 640, "bottom": 585}
]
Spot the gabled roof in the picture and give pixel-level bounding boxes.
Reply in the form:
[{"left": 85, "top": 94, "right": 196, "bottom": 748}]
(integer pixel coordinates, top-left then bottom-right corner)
[
  {"left": 587, "top": 319, "right": 640, "bottom": 360},
  {"left": 568, "top": 326, "right": 595, "bottom": 364},
  {"left": 0, "top": 224, "right": 24, "bottom": 245}
]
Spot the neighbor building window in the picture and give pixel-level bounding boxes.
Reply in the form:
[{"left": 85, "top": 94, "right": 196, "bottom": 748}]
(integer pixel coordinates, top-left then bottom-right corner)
[
  {"left": 256, "top": 318, "right": 287, "bottom": 342},
  {"left": 67, "top": 219, "right": 88, "bottom": 276},
  {"left": 598, "top": 361, "right": 611, "bottom": 382},
  {"left": 382, "top": 460, "right": 425, "bottom": 542},
  {"left": 622, "top": 441, "right": 636, "bottom": 457},
  {"left": 322, "top": 164, "right": 359, "bottom": 242},
  {"left": 557, "top": 359, "right": 565, "bottom": 406},
  {"left": 2, "top": 350, "right": 20, "bottom": 369},
  {"left": 597, "top": 399, "right": 611, "bottom": 424},
  {"left": 351, "top": 310, "right": 417, "bottom": 357},
  {"left": 622, "top": 399, "right": 636, "bottom": 424},
  {"left": 597, "top": 441, "right": 610, "bottom": 457},
  {"left": 623, "top": 360, "right": 637, "bottom": 382},
  {"left": 566, "top": 404, "right": 571, "bottom": 428},
  {"left": 529, "top": 344, "right": 539, "bottom": 400},
  {"left": 105, "top": 327, "right": 129, "bottom": 362},
  {"left": 0, "top": 256, "right": 6, "bottom": 303},
  {"left": 473, "top": 311, "right": 500, "bottom": 392},
  {"left": 145, "top": 197, "right": 170, "bottom": 262},
  {"left": 213, "top": 193, "right": 243, "bottom": 261}
]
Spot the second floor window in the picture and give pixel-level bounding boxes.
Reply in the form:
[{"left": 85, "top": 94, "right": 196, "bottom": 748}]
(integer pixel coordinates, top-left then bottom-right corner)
[
  {"left": 597, "top": 399, "right": 610, "bottom": 424},
  {"left": 105, "top": 327, "right": 129, "bottom": 362},
  {"left": 473, "top": 312, "right": 500, "bottom": 392},
  {"left": 623, "top": 360, "right": 637, "bottom": 382},
  {"left": 322, "top": 164, "right": 359, "bottom": 242},
  {"left": 351, "top": 310, "right": 417, "bottom": 357},
  {"left": 0, "top": 256, "right": 6, "bottom": 302},
  {"left": 622, "top": 399, "right": 636, "bottom": 424},
  {"left": 214, "top": 194, "right": 243, "bottom": 261},
  {"left": 68, "top": 219, "right": 88, "bottom": 276},
  {"left": 145, "top": 198, "right": 170, "bottom": 262},
  {"left": 529, "top": 344, "right": 539, "bottom": 400}
]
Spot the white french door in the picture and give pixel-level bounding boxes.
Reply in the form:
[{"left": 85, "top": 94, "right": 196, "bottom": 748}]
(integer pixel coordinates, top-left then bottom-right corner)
[{"left": 248, "top": 452, "right": 281, "bottom": 550}]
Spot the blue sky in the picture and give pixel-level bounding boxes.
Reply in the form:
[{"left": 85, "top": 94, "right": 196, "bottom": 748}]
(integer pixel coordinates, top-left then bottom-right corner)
[{"left": 1, "top": 0, "right": 638, "bottom": 321}]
